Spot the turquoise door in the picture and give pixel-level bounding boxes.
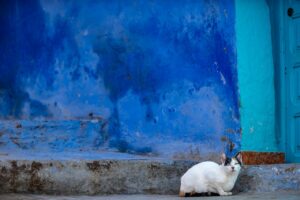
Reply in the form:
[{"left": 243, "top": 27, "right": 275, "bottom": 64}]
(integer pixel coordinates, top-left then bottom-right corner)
[{"left": 286, "top": 0, "right": 300, "bottom": 162}]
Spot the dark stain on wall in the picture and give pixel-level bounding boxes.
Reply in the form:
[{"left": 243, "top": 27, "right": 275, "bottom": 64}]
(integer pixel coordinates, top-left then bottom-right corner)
[{"left": 28, "top": 161, "right": 44, "bottom": 192}]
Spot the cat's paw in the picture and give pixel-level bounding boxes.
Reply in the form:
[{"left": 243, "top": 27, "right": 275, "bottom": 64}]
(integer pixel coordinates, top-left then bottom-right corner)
[
  {"left": 220, "top": 192, "right": 232, "bottom": 196},
  {"left": 226, "top": 192, "right": 232, "bottom": 196}
]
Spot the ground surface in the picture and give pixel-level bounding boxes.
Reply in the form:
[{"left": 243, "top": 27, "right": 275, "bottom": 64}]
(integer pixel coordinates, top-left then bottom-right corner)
[{"left": 1, "top": 192, "right": 300, "bottom": 200}]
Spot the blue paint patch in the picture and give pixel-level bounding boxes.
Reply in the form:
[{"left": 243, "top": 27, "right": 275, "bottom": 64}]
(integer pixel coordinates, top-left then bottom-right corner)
[
  {"left": 0, "top": 0, "right": 79, "bottom": 119},
  {"left": 0, "top": 0, "right": 240, "bottom": 160}
]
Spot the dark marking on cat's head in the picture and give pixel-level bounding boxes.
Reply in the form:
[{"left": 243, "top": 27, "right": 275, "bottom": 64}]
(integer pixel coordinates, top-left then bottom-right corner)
[
  {"left": 234, "top": 152, "right": 243, "bottom": 166},
  {"left": 224, "top": 157, "right": 232, "bottom": 166}
]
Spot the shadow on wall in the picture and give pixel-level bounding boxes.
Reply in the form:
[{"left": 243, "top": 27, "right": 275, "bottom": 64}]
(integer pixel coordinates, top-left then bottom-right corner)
[{"left": 0, "top": 0, "right": 240, "bottom": 160}]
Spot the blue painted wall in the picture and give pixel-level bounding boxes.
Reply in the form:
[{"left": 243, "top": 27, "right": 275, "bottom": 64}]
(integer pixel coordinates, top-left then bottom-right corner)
[
  {"left": 236, "top": 0, "right": 279, "bottom": 152},
  {"left": 0, "top": 0, "right": 240, "bottom": 160}
]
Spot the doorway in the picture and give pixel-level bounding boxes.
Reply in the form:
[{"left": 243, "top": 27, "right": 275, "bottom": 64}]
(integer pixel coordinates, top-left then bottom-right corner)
[{"left": 270, "top": 0, "right": 300, "bottom": 162}]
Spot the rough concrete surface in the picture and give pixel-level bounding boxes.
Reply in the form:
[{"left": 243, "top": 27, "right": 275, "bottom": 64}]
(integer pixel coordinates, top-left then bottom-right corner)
[
  {"left": 0, "top": 159, "right": 299, "bottom": 195},
  {"left": 1, "top": 192, "right": 300, "bottom": 200},
  {"left": 0, "top": 159, "right": 194, "bottom": 195},
  {"left": 234, "top": 164, "right": 300, "bottom": 192}
]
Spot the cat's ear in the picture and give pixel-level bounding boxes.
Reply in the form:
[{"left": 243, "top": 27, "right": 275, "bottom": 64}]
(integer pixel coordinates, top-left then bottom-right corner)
[
  {"left": 235, "top": 152, "right": 243, "bottom": 163},
  {"left": 221, "top": 153, "right": 226, "bottom": 164}
]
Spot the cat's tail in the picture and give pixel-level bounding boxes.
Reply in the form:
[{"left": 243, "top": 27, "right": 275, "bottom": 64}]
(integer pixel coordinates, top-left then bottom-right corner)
[
  {"left": 179, "top": 183, "right": 186, "bottom": 197},
  {"left": 179, "top": 190, "right": 185, "bottom": 197}
]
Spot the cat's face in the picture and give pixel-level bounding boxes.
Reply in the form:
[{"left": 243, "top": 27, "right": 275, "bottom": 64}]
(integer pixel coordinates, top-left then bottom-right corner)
[{"left": 221, "top": 152, "right": 243, "bottom": 173}]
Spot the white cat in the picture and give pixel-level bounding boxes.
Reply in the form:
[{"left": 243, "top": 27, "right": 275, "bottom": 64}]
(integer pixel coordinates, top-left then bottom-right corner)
[{"left": 179, "top": 152, "right": 242, "bottom": 197}]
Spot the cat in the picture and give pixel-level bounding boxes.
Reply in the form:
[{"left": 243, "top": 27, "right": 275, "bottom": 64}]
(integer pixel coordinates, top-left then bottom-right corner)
[{"left": 179, "top": 152, "right": 242, "bottom": 197}]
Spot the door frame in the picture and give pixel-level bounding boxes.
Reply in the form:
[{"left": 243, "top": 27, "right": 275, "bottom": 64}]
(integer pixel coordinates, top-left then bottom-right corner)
[
  {"left": 271, "top": 0, "right": 299, "bottom": 162},
  {"left": 268, "top": 0, "right": 287, "bottom": 161}
]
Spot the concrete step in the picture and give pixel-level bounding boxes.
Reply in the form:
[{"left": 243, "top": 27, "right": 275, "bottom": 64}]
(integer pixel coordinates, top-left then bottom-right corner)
[{"left": 0, "top": 159, "right": 299, "bottom": 195}]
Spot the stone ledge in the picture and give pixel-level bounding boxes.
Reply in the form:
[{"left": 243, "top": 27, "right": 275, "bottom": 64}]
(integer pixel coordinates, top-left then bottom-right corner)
[{"left": 0, "top": 160, "right": 299, "bottom": 195}]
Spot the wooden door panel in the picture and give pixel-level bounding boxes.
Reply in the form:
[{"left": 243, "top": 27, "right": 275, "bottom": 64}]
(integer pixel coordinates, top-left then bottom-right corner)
[
  {"left": 286, "top": 0, "right": 300, "bottom": 162},
  {"left": 295, "top": 116, "right": 300, "bottom": 152},
  {"left": 292, "top": 65, "right": 300, "bottom": 102}
]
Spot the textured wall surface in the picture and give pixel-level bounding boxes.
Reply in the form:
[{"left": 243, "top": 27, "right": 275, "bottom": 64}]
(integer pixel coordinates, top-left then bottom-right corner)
[
  {"left": 0, "top": 0, "right": 240, "bottom": 160},
  {"left": 236, "top": 0, "right": 278, "bottom": 152}
]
